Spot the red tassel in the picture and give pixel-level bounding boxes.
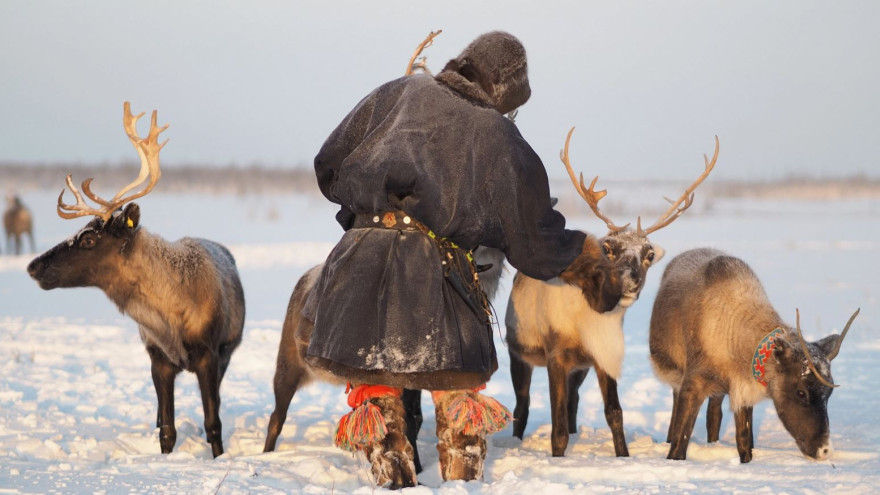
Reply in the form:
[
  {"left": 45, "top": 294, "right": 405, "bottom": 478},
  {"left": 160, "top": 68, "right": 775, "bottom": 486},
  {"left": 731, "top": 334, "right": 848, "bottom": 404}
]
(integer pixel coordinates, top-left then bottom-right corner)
[
  {"left": 335, "top": 401, "right": 388, "bottom": 452},
  {"left": 334, "top": 383, "right": 401, "bottom": 452}
]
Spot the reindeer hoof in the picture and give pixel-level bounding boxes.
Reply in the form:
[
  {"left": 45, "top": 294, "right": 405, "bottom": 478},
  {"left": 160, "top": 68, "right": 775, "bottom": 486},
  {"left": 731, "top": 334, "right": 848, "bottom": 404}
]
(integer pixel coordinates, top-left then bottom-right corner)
[
  {"left": 211, "top": 442, "right": 224, "bottom": 458},
  {"left": 159, "top": 424, "right": 176, "bottom": 454}
]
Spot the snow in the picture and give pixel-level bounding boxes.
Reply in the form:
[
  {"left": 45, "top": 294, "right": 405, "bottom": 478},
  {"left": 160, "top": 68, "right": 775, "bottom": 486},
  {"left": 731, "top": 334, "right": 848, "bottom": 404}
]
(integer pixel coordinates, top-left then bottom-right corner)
[{"left": 1, "top": 186, "right": 878, "bottom": 494}]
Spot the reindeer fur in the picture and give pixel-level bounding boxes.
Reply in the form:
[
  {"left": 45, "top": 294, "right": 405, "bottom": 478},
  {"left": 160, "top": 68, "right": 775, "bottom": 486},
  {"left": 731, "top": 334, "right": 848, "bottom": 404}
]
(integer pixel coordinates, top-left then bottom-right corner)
[
  {"left": 28, "top": 203, "right": 244, "bottom": 458},
  {"left": 650, "top": 247, "right": 852, "bottom": 463},
  {"left": 505, "top": 230, "right": 662, "bottom": 457}
]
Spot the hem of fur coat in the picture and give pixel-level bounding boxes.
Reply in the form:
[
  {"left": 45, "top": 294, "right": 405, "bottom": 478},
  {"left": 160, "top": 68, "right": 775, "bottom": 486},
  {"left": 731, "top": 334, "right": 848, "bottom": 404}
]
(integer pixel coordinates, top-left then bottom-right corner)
[{"left": 306, "top": 355, "right": 497, "bottom": 390}]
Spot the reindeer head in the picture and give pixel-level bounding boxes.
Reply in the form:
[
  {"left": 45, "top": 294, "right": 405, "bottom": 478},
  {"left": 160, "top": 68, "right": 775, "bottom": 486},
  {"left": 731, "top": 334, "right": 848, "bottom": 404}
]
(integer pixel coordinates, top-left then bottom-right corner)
[
  {"left": 28, "top": 204, "right": 142, "bottom": 290},
  {"left": 765, "top": 308, "right": 858, "bottom": 461},
  {"left": 28, "top": 102, "right": 167, "bottom": 291},
  {"left": 560, "top": 128, "right": 718, "bottom": 308}
]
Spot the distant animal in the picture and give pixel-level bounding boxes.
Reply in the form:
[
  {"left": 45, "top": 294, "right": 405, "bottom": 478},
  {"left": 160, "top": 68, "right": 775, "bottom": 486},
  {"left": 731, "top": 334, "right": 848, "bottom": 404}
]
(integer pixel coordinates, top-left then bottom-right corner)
[
  {"left": 649, "top": 247, "right": 858, "bottom": 462},
  {"left": 505, "top": 128, "right": 719, "bottom": 457},
  {"left": 4, "top": 194, "right": 35, "bottom": 255},
  {"left": 27, "top": 102, "right": 245, "bottom": 458}
]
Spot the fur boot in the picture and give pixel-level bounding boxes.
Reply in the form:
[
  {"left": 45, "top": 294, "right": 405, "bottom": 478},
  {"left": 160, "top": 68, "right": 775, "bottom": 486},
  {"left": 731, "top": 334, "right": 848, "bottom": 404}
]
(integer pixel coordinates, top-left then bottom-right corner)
[
  {"left": 360, "top": 394, "right": 418, "bottom": 489},
  {"left": 432, "top": 389, "right": 511, "bottom": 481}
]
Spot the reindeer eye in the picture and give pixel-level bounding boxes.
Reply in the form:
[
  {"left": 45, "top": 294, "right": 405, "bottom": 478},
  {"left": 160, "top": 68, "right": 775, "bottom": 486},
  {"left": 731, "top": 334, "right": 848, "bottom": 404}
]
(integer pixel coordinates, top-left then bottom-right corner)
[
  {"left": 79, "top": 235, "right": 96, "bottom": 249},
  {"left": 646, "top": 250, "right": 655, "bottom": 262},
  {"left": 796, "top": 389, "right": 809, "bottom": 404},
  {"left": 602, "top": 242, "right": 613, "bottom": 256}
]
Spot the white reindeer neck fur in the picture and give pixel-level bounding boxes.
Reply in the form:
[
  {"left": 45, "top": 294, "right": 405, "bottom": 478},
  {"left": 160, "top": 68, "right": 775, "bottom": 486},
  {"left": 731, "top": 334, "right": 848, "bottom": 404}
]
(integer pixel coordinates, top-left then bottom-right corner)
[{"left": 509, "top": 276, "right": 627, "bottom": 379}]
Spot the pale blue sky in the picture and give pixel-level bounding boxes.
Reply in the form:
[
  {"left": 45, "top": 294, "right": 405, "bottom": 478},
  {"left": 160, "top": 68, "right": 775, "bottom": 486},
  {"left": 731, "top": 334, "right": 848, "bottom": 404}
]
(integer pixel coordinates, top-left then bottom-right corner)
[{"left": 1, "top": 1, "right": 877, "bottom": 180}]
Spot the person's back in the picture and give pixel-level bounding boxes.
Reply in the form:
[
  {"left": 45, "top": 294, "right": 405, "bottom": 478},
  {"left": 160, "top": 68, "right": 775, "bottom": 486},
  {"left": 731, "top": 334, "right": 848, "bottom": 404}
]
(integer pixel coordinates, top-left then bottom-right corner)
[{"left": 304, "top": 31, "right": 619, "bottom": 488}]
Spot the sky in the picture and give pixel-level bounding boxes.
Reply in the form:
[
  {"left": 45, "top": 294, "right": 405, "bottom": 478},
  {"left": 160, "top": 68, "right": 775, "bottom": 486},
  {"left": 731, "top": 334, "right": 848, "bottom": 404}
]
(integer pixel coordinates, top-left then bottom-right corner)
[{"left": 1, "top": 1, "right": 878, "bottom": 181}]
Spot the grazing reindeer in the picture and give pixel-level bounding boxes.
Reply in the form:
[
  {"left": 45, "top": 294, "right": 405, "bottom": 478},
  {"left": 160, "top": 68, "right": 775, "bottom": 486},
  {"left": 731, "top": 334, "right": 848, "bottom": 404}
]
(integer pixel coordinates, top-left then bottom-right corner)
[
  {"left": 649, "top": 247, "right": 858, "bottom": 462},
  {"left": 4, "top": 195, "right": 35, "bottom": 255},
  {"left": 505, "top": 128, "right": 718, "bottom": 457},
  {"left": 27, "top": 102, "right": 245, "bottom": 458}
]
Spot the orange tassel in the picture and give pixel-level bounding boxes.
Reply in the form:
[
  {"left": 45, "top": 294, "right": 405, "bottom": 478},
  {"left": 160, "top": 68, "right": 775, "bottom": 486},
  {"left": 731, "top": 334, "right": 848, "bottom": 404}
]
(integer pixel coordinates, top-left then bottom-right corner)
[
  {"left": 436, "top": 387, "right": 512, "bottom": 436},
  {"left": 334, "top": 383, "right": 401, "bottom": 452},
  {"left": 476, "top": 394, "right": 513, "bottom": 433},
  {"left": 334, "top": 401, "right": 387, "bottom": 452}
]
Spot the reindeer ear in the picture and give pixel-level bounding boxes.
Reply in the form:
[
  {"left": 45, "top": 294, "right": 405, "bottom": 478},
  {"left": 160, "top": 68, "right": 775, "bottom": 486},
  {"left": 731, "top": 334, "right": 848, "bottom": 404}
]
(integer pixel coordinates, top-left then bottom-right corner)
[
  {"left": 772, "top": 337, "right": 791, "bottom": 362},
  {"left": 591, "top": 269, "right": 622, "bottom": 313},
  {"left": 813, "top": 335, "right": 838, "bottom": 358},
  {"left": 122, "top": 203, "right": 140, "bottom": 230},
  {"left": 652, "top": 244, "right": 666, "bottom": 264}
]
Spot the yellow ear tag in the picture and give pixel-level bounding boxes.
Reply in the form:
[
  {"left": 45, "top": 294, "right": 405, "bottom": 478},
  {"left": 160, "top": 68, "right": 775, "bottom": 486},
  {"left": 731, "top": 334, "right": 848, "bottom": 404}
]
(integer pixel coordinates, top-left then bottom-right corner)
[{"left": 126, "top": 218, "right": 134, "bottom": 228}]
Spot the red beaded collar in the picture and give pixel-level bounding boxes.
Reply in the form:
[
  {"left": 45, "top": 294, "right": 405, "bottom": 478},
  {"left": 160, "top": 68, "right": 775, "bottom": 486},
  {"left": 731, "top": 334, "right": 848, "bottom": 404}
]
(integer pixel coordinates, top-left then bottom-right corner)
[{"left": 752, "top": 328, "right": 785, "bottom": 387}]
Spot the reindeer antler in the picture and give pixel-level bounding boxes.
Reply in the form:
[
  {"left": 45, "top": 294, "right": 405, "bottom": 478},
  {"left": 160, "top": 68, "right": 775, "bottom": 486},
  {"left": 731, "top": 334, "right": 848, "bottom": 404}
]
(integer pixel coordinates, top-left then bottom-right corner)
[
  {"left": 57, "top": 174, "right": 107, "bottom": 220},
  {"left": 560, "top": 127, "right": 630, "bottom": 233},
  {"left": 826, "top": 307, "right": 859, "bottom": 361},
  {"left": 57, "top": 101, "right": 168, "bottom": 222},
  {"left": 637, "top": 136, "right": 719, "bottom": 236},
  {"left": 794, "top": 308, "right": 838, "bottom": 388},
  {"left": 404, "top": 30, "right": 442, "bottom": 76}
]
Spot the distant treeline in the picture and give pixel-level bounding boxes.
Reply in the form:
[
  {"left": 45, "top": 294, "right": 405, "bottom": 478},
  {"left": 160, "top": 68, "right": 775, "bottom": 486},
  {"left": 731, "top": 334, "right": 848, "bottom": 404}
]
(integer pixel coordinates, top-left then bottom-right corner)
[
  {"left": 1, "top": 162, "right": 320, "bottom": 196},
  {"left": 2, "top": 162, "right": 879, "bottom": 199}
]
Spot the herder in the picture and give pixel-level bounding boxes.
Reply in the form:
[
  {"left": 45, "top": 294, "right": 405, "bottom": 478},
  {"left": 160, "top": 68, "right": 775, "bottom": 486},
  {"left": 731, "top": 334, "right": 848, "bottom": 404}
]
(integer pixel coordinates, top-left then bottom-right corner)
[{"left": 304, "top": 31, "right": 621, "bottom": 487}]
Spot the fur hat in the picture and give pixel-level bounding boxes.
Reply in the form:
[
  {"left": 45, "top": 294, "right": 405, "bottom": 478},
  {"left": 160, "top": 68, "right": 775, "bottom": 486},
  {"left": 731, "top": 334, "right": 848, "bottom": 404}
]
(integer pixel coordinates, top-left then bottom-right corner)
[{"left": 436, "top": 31, "right": 531, "bottom": 114}]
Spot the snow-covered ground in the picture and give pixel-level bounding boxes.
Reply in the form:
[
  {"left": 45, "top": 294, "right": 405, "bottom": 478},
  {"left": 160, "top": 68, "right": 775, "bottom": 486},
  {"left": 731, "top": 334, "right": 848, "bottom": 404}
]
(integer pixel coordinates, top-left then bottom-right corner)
[{"left": 1, "top": 185, "right": 878, "bottom": 494}]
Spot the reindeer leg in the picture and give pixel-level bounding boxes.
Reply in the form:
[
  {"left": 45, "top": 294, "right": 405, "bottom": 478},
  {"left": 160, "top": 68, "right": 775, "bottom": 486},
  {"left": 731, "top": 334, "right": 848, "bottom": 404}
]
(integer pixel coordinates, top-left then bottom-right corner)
[
  {"left": 706, "top": 395, "right": 723, "bottom": 443},
  {"left": 265, "top": 313, "right": 310, "bottom": 453},
  {"left": 547, "top": 354, "right": 571, "bottom": 457},
  {"left": 148, "top": 345, "right": 180, "bottom": 454},
  {"left": 734, "top": 406, "right": 754, "bottom": 463},
  {"left": 509, "top": 349, "right": 534, "bottom": 440},
  {"left": 401, "top": 389, "right": 424, "bottom": 473},
  {"left": 567, "top": 368, "right": 588, "bottom": 434},
  {"left": 263, "top": 357, "right": 308, "bottom": 453},
  {"left": 667, "top": 377, "right": 706, "bottom": 460},
  {"left": 666, "top": 389, "right": 679, "bottom": 443},
  {"left": 193, "top": 345, "right": 224, "bottom": 458},
  {"left": 217, "top": 341, "right": 238, "bottom": 383},
  {"left": 595, "top": 367, "right": 629, "bottom": 457},
  {"left": 746, "top": 407, "right": 754, "bottom": 451}
]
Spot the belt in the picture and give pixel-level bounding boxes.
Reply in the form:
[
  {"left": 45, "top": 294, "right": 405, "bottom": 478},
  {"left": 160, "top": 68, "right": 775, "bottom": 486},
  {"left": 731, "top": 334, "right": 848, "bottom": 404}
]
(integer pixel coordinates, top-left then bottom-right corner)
[
  {"left": 353, "top": 211, "right": 474, "bottom": 264},
  {"left": 352, "top": 210, "right": 490, "bottom": 323},
  {"left": 352, "top": 211, "right": 422, "bottom": 231}
]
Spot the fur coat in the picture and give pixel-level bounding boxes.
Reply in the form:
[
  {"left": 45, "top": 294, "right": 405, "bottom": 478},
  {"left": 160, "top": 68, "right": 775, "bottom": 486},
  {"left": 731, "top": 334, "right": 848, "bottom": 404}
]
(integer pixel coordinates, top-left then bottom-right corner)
[{"left": 303, "top": 72, "right": 585, "bottom": 390}]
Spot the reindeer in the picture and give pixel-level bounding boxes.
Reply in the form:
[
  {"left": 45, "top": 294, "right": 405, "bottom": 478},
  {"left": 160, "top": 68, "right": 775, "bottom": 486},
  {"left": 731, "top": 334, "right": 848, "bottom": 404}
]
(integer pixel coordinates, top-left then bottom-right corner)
[
  {"left": 505, "top": 128, "right": 719, "bottom": 457},
  {"left": 650, "top": 247, "right": 858, "bottom": 463},
  {"left": 27, "top": 102, "right": 245, "bottom": 458},
  {"left": 3, "top": 194, "right": 35, "bottom": 255}
]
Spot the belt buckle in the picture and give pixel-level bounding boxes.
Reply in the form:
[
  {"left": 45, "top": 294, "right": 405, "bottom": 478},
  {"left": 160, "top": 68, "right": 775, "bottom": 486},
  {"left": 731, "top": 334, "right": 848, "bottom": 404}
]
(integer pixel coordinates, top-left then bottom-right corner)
[{"left": 382, "top": 212, "right": 397, "bottom": 228}]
